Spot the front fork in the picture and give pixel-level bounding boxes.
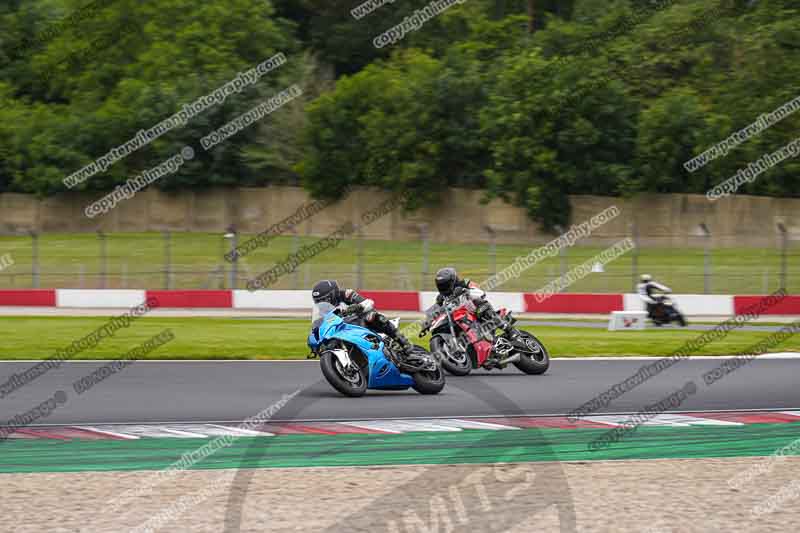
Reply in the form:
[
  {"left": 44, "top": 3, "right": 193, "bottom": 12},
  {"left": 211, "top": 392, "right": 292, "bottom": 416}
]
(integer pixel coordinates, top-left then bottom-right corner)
[
  {"left": 433, "top": 311, "right": 468, "bottom": 361},
  {"left": 319, "top": 340, "right": 358, "bottom": 372},
  {"left": 330, "top": 346, "right": 354, "bottom": 369}
]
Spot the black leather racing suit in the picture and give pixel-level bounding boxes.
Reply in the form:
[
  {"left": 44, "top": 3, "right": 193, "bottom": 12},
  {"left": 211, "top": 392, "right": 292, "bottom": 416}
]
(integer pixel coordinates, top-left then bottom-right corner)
[
  {"left": 329, "top": 288, "right": 412, "bottom": 352},
  {"left": 435, "top": 278, "right": 508, "bottom": 332}
]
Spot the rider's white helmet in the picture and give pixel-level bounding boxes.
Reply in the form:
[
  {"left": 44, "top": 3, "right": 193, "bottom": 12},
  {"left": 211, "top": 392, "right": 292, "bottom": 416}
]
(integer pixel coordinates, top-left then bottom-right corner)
[{"left": 640, "top": 274, "right": 652, "bottom": 282}]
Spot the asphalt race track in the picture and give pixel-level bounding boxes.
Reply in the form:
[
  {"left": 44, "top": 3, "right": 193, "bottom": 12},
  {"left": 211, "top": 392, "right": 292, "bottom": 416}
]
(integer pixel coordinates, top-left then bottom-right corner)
[{"left": 2, "top": 357, "right": 799, "bottom": 425}]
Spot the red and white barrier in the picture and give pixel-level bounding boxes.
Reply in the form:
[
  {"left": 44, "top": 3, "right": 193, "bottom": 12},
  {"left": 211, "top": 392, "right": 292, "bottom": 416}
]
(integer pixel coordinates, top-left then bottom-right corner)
[
  {"left": 232, "top": 289, "right": 309, "bottom": 310},
  {"left": 359, "top": 290, "right": 422, "bottom": 312},
  {"left": 734, "top": 295, "right": 800, "bottom": 315},
  {"left": 527, "top": 293, "right": 623, "bottom": 314},
  {"left": 57, "top": 289, "right": 146, "bottom": 308},
  {"left": 0, "top": 289, "right": 796, "bottom": 315},
  {"left": 145, "top": 290, "right": 232, "bottom": 308},
  {"left": 623, "top": 293, "right": 734, "bottom": 316},
  {"left": 0, "top": 289, "right": 56, "bottom": 307},
  {"left": 420, "top": 291, "right": 526, "bottom": 313}
]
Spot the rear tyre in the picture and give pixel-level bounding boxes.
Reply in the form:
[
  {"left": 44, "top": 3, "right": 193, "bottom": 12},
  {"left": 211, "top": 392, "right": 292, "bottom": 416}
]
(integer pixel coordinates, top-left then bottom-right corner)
[
  {"left": 677, "top": 313, "right": 688, "bottom": 327},
  {"left": 320, "top": 351, "right": 367, "bottom": 397},
  {"left": 430, "top": 335, "right": 471, "bottom": 376},
  {"left": 409, "top": 347, "right": 446, "bottom": 395},
  {"left": 412, "top": 367, "right": 445, "bottom": 394},
  {"left": 512, "top": 331, "right": 550, "bottom": 375}
]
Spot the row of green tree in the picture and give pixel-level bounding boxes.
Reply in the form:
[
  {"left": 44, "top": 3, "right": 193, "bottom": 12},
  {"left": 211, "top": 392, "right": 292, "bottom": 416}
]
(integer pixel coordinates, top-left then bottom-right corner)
[{"left": 1, "top": 0, "right": 798, "bottom": 228}]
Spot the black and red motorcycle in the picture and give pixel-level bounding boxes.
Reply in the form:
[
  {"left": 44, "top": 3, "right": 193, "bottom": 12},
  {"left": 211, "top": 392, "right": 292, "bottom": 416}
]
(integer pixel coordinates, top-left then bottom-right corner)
[{"left": 419, "top": 289, "right": 549, "bottom": 376}]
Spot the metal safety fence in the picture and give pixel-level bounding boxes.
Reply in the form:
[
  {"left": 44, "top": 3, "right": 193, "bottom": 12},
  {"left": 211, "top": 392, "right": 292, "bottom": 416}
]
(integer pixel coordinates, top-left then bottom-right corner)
[{"left": 0, "top": 231, "right": 796, "bottom": 294}]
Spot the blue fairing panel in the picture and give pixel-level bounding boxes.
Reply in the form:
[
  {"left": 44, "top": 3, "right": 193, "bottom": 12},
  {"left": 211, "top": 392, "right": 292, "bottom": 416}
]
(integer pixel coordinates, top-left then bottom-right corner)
[
  {"left": 329, "top": 327, "right": 414, "bottom": 389},
  {"left": 314, "top": 311, "right": 414, "bottom": 390}
]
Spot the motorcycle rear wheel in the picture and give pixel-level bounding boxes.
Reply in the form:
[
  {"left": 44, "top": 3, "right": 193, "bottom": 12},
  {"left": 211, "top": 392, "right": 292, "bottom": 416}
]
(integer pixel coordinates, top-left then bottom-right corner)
[
  {"left": 511, "top": 331, "right": 550, "bottom": 375},
  {"left": 409, "top": 347, "right": 446, "bottom": 394},
  {"left": 412, "top": 367, "right": 445, "bottom": 394},
  {"left": 320, "top": 351, "right": 368, "bottom": 397}
]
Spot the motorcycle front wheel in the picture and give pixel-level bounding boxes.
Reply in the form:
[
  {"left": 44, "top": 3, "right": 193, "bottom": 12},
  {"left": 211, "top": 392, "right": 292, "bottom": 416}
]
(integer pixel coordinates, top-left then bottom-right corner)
[
  {"left": 320, "top": 351, "right": 368, "bottom": 397},
  {"left": 511, "top": 331, "right": 550, "bottom": 375},
  {"left": 430, "top": 335, "right": 471, "bottom": 376}
]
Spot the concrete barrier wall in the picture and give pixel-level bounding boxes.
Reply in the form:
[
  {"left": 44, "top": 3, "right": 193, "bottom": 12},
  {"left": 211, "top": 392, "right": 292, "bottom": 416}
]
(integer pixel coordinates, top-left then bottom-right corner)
[{"left": 1, "top": 188, "right": 799, "bottom": 248}]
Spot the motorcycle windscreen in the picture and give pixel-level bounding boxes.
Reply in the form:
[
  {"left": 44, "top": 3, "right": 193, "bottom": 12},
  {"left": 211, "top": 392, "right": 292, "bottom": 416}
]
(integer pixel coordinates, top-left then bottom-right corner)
[{"left": 311, "top": 301, "right": 336, "bottom": 329}]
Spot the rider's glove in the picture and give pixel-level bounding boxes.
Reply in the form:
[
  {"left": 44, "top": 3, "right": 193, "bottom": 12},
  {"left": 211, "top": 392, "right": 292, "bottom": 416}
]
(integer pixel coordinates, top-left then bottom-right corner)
[
  {"left": 344, "top": 304, "right": 362, "bottom": 315},
  {"left": 419, "top": 320, "right": 431, "bottom": 336},
  {"left": 359, "top": 298, "right": 375, "bottom": 313}
]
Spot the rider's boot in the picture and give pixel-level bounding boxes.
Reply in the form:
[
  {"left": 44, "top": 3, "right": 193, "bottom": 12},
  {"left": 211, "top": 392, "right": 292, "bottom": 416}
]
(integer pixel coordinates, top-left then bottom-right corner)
[
  {"left": 379, "top": 315, "right": 414, "bottom": 358},
  {"left": 393, "top": 332, "right": 426, "bottom": 371},
  {"left": 395, "top": 332, "right": 413, "bottom": 355},
  {"left": 477, "top": 301, "right": 510, "bottom": 339}
]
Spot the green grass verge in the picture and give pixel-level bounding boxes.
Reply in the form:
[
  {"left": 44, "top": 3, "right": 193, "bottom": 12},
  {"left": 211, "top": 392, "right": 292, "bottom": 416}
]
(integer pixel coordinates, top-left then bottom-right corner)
[
  {"left": 0, "top": 231, "right": 796, "bottom": 293},
  {"left": 0, "top": 316, "right": 797, "bottom": 360}
]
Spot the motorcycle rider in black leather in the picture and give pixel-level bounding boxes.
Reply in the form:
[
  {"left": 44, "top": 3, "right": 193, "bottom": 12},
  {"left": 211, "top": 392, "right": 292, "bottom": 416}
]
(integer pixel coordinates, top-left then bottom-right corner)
[
  {"left": 312, "top": 279, "right": 414, "bottom": 355},
  {"left": 432, "top": 267, "right": 511, "bottom": 336}
]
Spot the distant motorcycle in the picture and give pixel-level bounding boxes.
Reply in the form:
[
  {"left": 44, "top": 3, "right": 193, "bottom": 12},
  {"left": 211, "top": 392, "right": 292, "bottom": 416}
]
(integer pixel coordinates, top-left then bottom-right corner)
[
  {"left": 308, "top": 301, "right": 445, "bottom": 397},
  {"left": 420, "top": 289, "right": 549, "bottom": 376},
  {"left": 649, "top": 295, "right": 688, "bottom": 327}
]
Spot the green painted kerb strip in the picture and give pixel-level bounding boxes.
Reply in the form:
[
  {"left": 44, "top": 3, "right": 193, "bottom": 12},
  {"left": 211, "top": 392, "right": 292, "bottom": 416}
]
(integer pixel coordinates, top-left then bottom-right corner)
[{"left": 1, "top": 423, "right": 799, "bottom": 474}]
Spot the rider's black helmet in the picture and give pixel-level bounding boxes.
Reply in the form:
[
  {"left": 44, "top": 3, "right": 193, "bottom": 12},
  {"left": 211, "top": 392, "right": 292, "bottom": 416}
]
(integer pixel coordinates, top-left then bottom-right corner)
[
  {"left": 435, "top": 267, "right": 458, "bottom": 296},
  {"left": 312, "top": 280, "right": 339, "bottom": 303}
]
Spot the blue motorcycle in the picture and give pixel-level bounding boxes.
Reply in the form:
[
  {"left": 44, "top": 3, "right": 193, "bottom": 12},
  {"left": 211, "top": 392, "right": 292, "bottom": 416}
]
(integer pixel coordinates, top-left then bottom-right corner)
[{"left": 308, "top": 302, "right": 445, "bottom": 397}]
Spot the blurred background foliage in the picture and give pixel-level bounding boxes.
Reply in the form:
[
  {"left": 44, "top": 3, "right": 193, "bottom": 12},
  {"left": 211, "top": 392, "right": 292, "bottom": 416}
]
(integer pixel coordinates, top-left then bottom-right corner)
[{"left": 1, "top": 0, "right": 798, "bottom": 229}]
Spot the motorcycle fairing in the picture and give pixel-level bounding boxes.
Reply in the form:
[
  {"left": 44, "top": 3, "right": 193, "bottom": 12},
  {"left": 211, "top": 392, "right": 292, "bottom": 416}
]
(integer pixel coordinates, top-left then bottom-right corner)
[
  {"left": 310, "top": 306, "right": 414, "bottom": 390},
  {"left": 452, "top": 307, "right": 493, "bottom": 366}
]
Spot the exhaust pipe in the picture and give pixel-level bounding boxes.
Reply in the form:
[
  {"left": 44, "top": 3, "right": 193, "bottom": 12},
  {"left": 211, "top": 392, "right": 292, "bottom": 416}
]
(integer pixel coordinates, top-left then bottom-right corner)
[{"left": 497, "top": 353, "right": 520, "bottom": 366}]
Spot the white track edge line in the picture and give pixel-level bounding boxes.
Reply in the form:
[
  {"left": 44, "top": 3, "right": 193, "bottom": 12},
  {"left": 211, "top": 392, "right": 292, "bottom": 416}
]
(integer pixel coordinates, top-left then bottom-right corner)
[{"left": 21, "top": 407, "right": 800, "bottom": 428}]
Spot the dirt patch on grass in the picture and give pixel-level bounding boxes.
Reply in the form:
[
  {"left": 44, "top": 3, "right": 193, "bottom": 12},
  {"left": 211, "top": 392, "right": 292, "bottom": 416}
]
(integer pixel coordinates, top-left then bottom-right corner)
[{"left": 4, "top": 457, "right": 800, "bottom": 532}]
